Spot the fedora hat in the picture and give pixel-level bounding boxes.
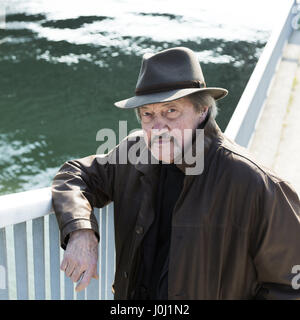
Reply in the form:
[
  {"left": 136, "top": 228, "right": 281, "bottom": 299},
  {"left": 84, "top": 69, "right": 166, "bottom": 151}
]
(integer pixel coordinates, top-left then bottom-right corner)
[{"left": 114, "top": 47, "right": 228, "bottom": 109}]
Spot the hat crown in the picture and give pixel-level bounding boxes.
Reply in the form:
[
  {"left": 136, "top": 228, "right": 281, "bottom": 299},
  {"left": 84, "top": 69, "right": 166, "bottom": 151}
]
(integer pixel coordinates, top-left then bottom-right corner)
[{"left": 135, "top": 47, "right": 206, "bottom": 95}]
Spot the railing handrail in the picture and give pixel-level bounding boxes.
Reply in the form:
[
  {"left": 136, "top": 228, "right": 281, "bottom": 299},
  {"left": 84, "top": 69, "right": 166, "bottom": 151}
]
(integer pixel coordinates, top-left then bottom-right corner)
[
  {"left": 0, "top": 187, "right": 53, "bottom": 228},
  {"left": 225, "top": 0, "right": 296, "bottom": 146}
]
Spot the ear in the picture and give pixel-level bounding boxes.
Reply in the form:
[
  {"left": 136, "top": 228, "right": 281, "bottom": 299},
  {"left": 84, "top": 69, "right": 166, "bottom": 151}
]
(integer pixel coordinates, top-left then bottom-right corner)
[{"left": 199, "top": 106, "right": 209, "bottom": 122}]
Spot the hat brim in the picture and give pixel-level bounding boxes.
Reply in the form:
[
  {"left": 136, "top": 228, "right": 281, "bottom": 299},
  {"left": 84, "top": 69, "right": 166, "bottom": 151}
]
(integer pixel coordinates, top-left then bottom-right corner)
[{"left": 114, "top": 87, "right": 228, "bottom": 109}]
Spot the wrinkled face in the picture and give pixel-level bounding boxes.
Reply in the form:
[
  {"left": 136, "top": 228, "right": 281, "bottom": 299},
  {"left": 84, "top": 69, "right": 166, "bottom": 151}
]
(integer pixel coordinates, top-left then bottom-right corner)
[{"left": 139, "top": 96, "right": 208, "bottom": 163}]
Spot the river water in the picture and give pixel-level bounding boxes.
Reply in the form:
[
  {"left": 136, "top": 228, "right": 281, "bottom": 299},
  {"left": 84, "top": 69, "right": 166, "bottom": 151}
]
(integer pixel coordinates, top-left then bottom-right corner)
[{"left": 0, "top": 0, "right": 288, "bottom": 195}]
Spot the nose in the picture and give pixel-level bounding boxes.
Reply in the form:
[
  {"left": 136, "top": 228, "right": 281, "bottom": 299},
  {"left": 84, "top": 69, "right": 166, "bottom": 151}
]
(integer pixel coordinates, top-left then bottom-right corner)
[{"left": 152, "top": 115, "right": 168, "bottom": 131}]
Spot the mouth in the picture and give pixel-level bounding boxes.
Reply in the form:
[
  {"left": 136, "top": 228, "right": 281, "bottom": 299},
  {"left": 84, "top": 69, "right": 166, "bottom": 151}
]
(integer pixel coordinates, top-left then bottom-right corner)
[{"left": 153, "top": 137, "right": 172, "bottom": 145}]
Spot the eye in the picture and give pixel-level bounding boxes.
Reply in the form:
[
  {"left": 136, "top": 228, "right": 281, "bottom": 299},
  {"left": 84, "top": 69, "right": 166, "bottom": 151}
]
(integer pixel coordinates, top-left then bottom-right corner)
[
  {"left": 167, "top": 108, "right": 176, "bottom": 113},
  {"left": 141, "top": 111, "right": 152, "bottom": 117},
  {"left": 140, "top": 110, "right": 153, "bottom": 123},
  {"left": 165, "top": 107, "right": 180, "bottom": 119}
]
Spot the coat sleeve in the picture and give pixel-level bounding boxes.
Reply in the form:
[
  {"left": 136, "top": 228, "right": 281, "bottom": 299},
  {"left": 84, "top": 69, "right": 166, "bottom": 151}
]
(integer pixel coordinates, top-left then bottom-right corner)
[
  {"left": 251, "top": 178, "right": 300, "bottom": 300},
  {"left": 51, "top": 153, "right": 115, "bottom": 250}
]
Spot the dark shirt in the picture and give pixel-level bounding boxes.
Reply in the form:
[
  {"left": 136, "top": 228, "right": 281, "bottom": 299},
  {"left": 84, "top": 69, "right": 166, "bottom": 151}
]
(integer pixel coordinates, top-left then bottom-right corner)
[{"left": 133, "top": 162, "right": 185, "bottom": 299}]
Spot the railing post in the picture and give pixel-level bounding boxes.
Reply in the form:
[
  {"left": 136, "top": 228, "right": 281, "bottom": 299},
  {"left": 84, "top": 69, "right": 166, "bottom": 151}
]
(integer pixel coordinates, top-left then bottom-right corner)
[
  {"left": 32, "top": 217, "right": 46, "bottom": 299},
  {"left": 100, "top": 206, "right": 107, "bottom": 300},
  {"left": 106, "top": 203, "right": 115, "bottom": 300},
  {"left": 49, "top": 213, "right": 61, "bottom": 299},
  {"left": 14, "top": 222, "right": 29, "bottom": 300},
  {"left": 0, "top": 228, "right": 8, "bottom": 300}
]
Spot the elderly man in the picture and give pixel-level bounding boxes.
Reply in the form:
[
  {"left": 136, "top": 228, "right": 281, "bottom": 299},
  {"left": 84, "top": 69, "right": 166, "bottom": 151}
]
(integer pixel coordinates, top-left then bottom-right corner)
[{"left": 52, "top": 47, "right": 300, "bottom": 300}]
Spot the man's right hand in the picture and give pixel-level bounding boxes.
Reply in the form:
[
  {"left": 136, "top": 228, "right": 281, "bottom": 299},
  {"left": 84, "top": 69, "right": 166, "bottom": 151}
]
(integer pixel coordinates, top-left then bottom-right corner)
[{"left": 60, "top": 229, "right": 99, "bottom": 292}]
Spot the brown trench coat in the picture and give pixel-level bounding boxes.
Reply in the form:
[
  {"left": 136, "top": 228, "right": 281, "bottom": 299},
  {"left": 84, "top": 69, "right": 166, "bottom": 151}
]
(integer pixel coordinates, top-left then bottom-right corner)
[{"left": 52, "top": 120, "right": 300, "bottom": 300}]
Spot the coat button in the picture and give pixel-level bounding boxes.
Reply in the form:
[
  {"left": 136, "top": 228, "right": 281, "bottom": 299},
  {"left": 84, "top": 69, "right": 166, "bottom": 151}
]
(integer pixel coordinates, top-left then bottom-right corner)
[{"left": 135, "top": 226, "right": 144, "bottom": 235}]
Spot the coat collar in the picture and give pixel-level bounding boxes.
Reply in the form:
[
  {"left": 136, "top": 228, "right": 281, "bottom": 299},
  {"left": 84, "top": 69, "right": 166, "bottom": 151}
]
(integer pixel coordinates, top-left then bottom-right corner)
[{"left": 134, "top": 118, "right": 225, "bottom": 176}]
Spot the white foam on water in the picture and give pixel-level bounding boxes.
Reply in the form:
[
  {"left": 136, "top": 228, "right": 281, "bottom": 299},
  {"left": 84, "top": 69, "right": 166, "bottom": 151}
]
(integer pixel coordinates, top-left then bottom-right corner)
[{"left": 3, "top": 0, "right": 288, "bottom": 45}]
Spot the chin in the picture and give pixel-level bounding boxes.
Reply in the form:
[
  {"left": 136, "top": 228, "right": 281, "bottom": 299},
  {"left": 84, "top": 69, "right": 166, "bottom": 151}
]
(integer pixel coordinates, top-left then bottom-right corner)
[
  {"left": 150, "top": 148, "right": 175, "bottom": 163},
  {"left": 159, "top": 156, "right": 174, "bottom": 164}
]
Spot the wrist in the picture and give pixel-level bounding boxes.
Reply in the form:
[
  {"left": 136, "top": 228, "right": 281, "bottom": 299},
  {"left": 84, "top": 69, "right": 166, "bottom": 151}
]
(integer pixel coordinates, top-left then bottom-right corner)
[{"left": 69, "top": 229, "right": 98, "bottom": 242}]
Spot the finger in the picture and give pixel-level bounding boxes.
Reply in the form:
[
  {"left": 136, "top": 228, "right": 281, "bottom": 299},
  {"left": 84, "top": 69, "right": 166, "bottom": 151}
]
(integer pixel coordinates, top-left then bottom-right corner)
[
  {"left": 75, "top": 267, "right": 94, "bottom": 292},
  {"left": 65, "top": 260, "right": 76, "bottom": 277},
  {"left": 92, "top": 273, "right": 99, "bottom": 280},
  {"left": 91, "top": 264, "right": 99, "bottom": 280},
  {"left": 60, "top": 257, "right": 68, "bottom": 271},
  {"left": 92, "top": 268, "right": 99, "bottom": 280},
  {"left": 71, "top": 266, "right": 85, "bottom": 283}
]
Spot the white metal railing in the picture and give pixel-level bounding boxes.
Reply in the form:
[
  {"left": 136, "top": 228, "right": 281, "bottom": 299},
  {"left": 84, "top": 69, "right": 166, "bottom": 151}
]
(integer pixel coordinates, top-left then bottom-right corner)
[
  {"left": 0, "top": 0, "right": 297, "bottom": 301},
  {"left": 0, "top": 187, "right": 115, "bottom": 300},
  {"left": 225, "top": 0, "right": 296, "bottom": 146}
]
